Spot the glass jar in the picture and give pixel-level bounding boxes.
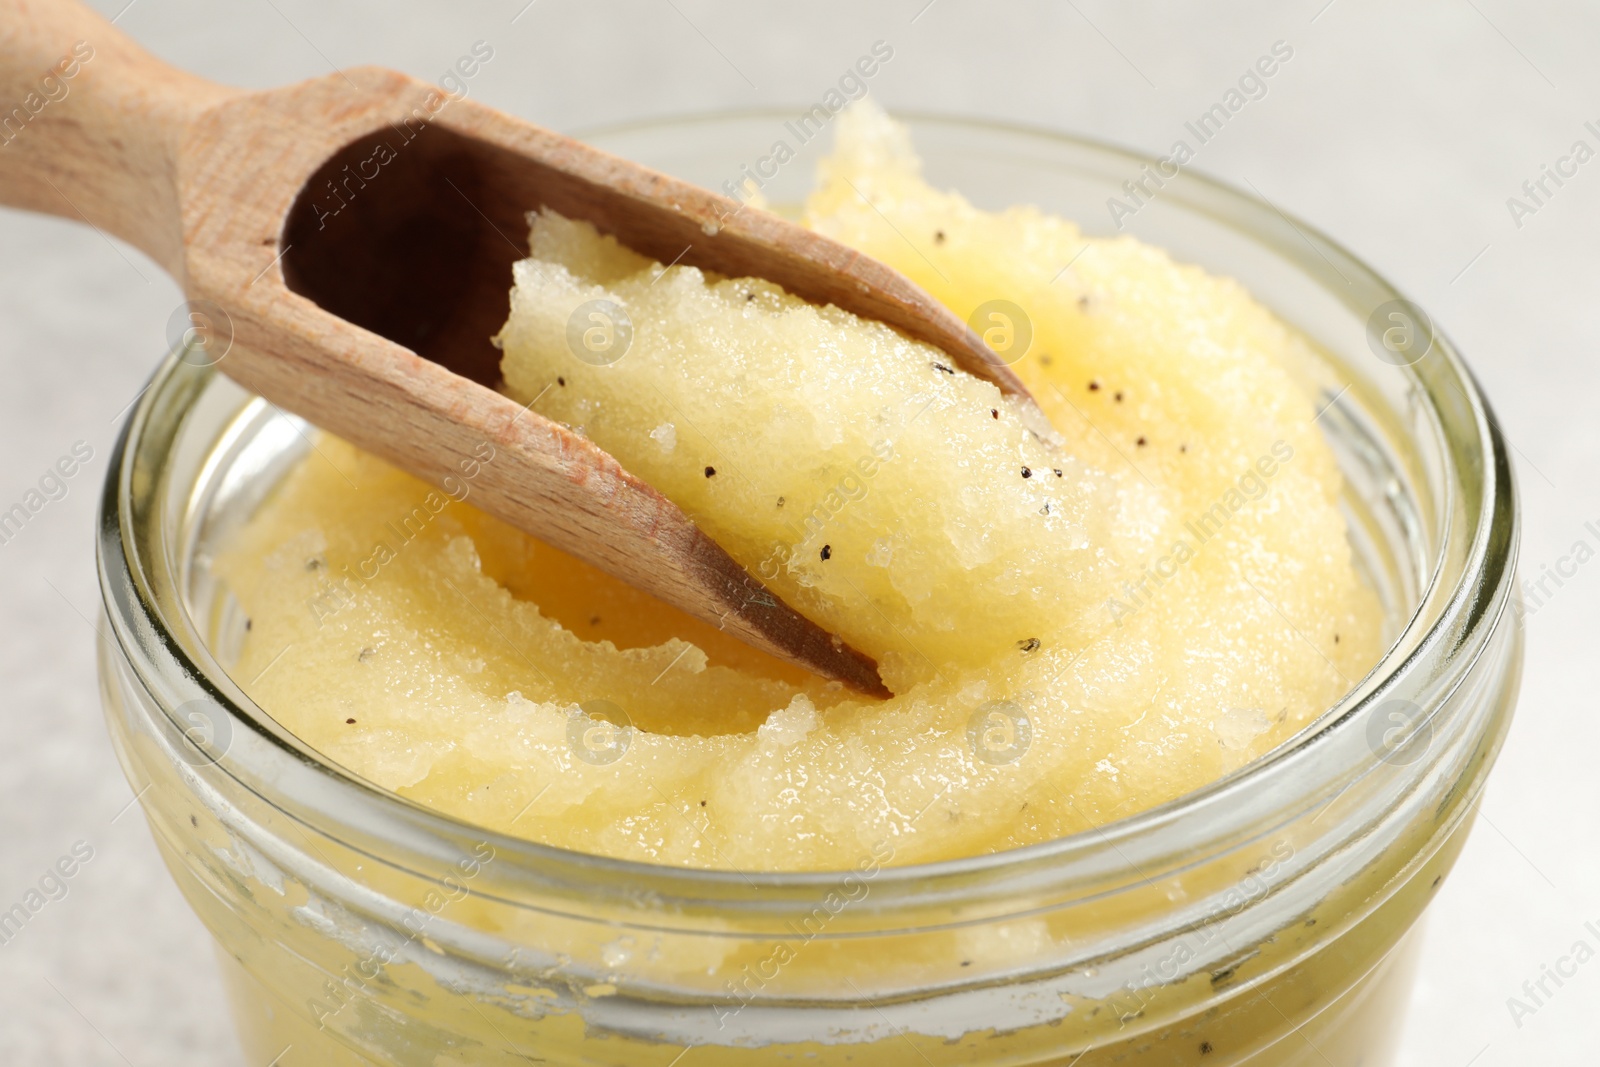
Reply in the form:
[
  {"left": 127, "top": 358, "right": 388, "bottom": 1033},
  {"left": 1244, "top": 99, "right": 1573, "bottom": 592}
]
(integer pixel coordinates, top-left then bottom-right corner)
[{"left": 96, "top": 114, "right": 1521, "bottom": 1066}]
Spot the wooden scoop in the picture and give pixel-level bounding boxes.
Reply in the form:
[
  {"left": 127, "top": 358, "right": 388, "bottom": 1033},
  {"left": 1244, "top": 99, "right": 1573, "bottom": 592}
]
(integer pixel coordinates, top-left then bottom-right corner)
[{"left": 0, "top": 0, "right": 1033, "bottom": 697}]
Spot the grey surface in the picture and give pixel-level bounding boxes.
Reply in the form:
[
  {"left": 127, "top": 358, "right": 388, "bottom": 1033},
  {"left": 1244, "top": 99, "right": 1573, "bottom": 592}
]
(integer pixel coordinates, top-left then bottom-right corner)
[{"left": 0, "top": 1, "right": 1592, "bottom": 1063}]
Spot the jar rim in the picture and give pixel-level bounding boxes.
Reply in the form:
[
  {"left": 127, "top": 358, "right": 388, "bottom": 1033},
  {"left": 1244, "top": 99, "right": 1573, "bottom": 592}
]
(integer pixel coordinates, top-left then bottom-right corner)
[{"left": 97, "top": 110, "right": 1519, "bottom": 911}]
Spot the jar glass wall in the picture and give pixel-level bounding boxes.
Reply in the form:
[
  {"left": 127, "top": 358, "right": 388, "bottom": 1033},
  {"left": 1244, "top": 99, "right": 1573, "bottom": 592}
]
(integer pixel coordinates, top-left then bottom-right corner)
[{"left": 96, "top": 114, "right": 1521, "bottom": 1066}]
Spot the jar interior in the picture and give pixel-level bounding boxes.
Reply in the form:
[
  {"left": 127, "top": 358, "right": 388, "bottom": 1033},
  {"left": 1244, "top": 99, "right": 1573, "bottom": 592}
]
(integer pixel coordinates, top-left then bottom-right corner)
[{"left": 159, "top": 116, "right": 1449, "bottom": 797}]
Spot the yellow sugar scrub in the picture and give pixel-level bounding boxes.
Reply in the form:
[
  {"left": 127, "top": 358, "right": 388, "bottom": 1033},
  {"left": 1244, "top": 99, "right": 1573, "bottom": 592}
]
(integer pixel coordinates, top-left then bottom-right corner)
[{"left": 216, "top": 104, "right": 1381, "bottom": 873}]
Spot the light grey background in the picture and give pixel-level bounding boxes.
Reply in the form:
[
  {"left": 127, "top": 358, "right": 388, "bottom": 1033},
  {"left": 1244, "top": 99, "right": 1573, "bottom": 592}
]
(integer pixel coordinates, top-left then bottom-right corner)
[{"left": 0, "top": 0, "right": 1592, "bottom": 1063}]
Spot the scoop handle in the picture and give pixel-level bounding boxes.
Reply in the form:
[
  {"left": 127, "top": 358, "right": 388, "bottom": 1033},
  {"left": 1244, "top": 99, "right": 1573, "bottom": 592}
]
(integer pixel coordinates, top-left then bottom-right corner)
[{"left": 0, "top": 0, "right": 234, "bottom": 277}]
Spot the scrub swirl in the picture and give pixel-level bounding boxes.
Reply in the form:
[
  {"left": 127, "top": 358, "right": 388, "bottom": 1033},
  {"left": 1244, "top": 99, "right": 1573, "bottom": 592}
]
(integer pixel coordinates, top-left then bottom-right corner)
[{"left": 217, "top": 104, "right": 1380, "bottom": 871}]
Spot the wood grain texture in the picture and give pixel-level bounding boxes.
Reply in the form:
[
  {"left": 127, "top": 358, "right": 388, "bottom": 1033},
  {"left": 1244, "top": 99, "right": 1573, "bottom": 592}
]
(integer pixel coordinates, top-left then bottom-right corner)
[{"left": 0, "top": 0, "right": 1032, "bottom": 696}]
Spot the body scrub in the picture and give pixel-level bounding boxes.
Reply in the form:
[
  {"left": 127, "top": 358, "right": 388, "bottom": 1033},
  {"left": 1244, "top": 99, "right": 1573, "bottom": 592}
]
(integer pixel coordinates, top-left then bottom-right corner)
[{"left": 216, "top": 105, "right": 1380, "bottom": 871}]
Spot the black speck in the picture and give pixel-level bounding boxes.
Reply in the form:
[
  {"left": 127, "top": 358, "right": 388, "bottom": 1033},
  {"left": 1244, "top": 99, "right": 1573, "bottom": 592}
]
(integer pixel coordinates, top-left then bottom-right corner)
[
  {"left": 1052, "top": 468, "right": 1063, "bottom": 477},
  {"left": 1040, "top": 503, "right": 1050, "bottom": 515},
  {"left": 1180, "top": 443, "right": 1189, "bottom": 453},
  {"left": 1017, "top": 637, "right": 1041, "bottom": 652},
  {"left": 244, "top": 618, "right": 252, "bottom": 631},
  {"left": 1114, "top": 391, "right": 1124, "bottom": 402},
  {"left": 700, "top": 800, "right": 707, "bottom": 806},
  {"left": 820, "top": 544, "right": 832, "bottom": 561},
  {"left": 776, "top": 496, "right": 786, "bottom": 508},
  {"left": 959, "top": 959, "right": 971, "bottom": 967},
  {"left": 1021, "top": 466, "right": 1032, "bottom": 479},
  {"left": 1136, "top": 436, "right": 1147, "bottom": 447},
  {"left": 189, "top": 814, "right": 199, "bottom": 828},
  {"left": 1088, "top": 380, "right": 1101, "bottom": 392},
  {"left": 990, "top": 408, "right": 1000, "bottom": 419},
  {"left": 931, "top": 361, "right": 955, "bottom": 375},
  {"left": 1333, "top": 633, "right": 1340, "bottom": 644},
  {"left": 557, "top": 376, "right": 566, "bottom": 387},
  {"left": 346, "top": 717, "right": 357, "bottom": 724},
  {"left": 746, "top": 292, "right": 756, "bottom": 302},
  {"left": 934, "top": 230, "right": 946, "bottom": 244},
  {"left": 1200, "top": 1041, "right": 1214, "bottom": 1055},
  {"left": 358, "top": 647, "right": 375, "bottom": 662},
  {"left": 590, "top": 615, "right": 601, "bottom": 626},
  {"left": 305, "top": 557, "right": 324, "bottom": 571},
  {"left": 1432, "top": 875, "right": 1442, "bottom": 888},
  {"left": 704, "top": 466, "right": 717, "bottom": 478}
]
